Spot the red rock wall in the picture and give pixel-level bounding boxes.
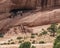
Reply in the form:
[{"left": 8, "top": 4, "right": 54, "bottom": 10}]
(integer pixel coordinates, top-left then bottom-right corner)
[
  {"left": 0, "top": 0, "right": 60, "bottom": 12},
  {"left": 0, "top": 0, "right": 37, "bottom": 12}
]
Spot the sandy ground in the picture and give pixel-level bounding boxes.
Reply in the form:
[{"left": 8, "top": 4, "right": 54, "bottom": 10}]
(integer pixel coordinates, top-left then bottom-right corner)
[
  {"left": 0, "top": 24, "right": 55, "bottom": 48},
  {"left": 0, "top": 43, "right": 53, "bottom": 48}
]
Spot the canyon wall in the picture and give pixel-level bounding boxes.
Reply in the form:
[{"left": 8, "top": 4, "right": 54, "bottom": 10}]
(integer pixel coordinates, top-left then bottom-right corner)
[
  {"left": 0, "top": 0, "right": 60, "bottom": 12},
  {"left": 0, "top": 0, "right": 37, "bottom": 12}
]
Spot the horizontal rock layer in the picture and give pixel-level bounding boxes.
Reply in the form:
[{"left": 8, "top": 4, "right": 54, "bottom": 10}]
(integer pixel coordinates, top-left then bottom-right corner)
[{"left": 0, "top": 9, "right": 60, "bottom": 33}]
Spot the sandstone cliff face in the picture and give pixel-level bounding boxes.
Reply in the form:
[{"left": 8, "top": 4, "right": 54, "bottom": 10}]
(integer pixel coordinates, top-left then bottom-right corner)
[
  {"left": 0, "top": 0, "right": 37, "bottom": 12},
  {"left": 11, "top": 0, "right": 37, "bottom": 9},
  {"left": 0, "top": 0, "right": 60, "bottom": 13},
  {"left": 0, "top": 0, "right": 11, "bottom": 12}
]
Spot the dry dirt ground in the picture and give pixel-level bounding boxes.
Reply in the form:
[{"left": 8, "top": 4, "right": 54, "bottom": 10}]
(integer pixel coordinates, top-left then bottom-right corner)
[
  {"left": 0, "top": 43, "right": 53, "bottom": 48},
  {"left": 0, "top": 24, "right": 55, "bottom": 48}
]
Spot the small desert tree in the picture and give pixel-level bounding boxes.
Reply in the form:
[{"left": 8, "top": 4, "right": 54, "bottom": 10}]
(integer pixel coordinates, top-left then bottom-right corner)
[
  {"left": 19, "top": 42, "right": 31, "bottom": 48},
  {"left": 47, "top": 23, "right": 57, "bottom": 36},
  {"left": 53, "top": 35, "right": 60, "bottom": 48}
]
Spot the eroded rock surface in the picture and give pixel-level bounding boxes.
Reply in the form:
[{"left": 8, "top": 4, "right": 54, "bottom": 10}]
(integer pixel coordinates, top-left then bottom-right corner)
[{"left": 0, "top": 0, "right": 60, "bottom": 12}]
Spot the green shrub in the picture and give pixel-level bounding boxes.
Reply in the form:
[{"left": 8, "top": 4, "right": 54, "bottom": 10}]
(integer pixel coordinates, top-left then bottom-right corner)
[
  {"left": 10, "top": 39, "right": 13, "bottom": 41},
  {"left": 31, "top": 33, "right": 35, "bottom": 35},
  {"left": 0, "top": 43, "right": 4, "bottom": 45},
  {"left": 19, "top": 42, "right": 31, "bottom": 48},
  {"left": 39, "top": 41, "right": 45, "bottom": 44},
  {"left": 47, "top": 23, "right": 57, "bottom": 36},
  {"left": 2, "top": 42, "right": 10, "bottom": 45},
  {"left": 54, "top": 43, "right": 60, "bottom": 48},
  {"left": 39, "top": 29, "right": 47, "bottom": 36},
  {"left": 39, "top": 33, "right": 43, "bottom": 36},
  {"left": 8, "top": 39, "right": 13, "bottom": 43},
  {"left": 32, "top": 40, "right": 35, "bottom": 44},
  {"left": 11, "top": 42, "right": 15, "bottom": 44},
  {"left": 8, "top": 40, "right": 11, "bottom": 43},
  {"left": 7, "top": 43, "right": 10, "bottom": 45},
  {"left": 3, "top": 43, "right": 7, "bottom": 45},
  {"left": 19, "top": 40, "right": 22, "bottom": 43},
  {"left": 31, "top": 35, "right": 35, "bottom": 38},
  {"left": 58, "top": 26, "right": 60, "bottom": 29},
  {"left": 17, "top": 37, "right": 23, "bottom": 40},
  {"left": 42, "top": 31, "right": 47, "bottom": 35},
  {"left": 35, "top": 33, "right": 38, "bottom": 35},
  {"left": 57, "top": 29, "right": 60, "bottom": 35},
  {"left": 53, "top": 35, "right": 60, "bottom": 48},
  {"left": 31, "top": 33, "right": 38, "bottom": 35},
  {"left": 42, "top": 29, "right": 47, "bottom": 35},
  {"left": 31, "top": 46, "right": 36, "bottom": 48}
]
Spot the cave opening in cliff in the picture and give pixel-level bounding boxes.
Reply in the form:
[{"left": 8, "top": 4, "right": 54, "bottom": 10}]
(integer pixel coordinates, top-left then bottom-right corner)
[
  {"left": 10, "top": 9, "right": 32, "bottom": 14},
  {"left": 10, "top": 8, "right": 33, "bottom": 13},
  {"left": 9, "top": 8, "right": 33, "bottom": 17}
]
